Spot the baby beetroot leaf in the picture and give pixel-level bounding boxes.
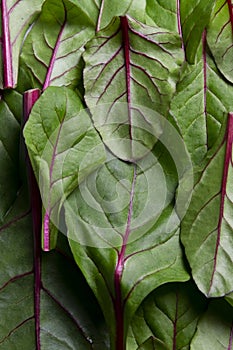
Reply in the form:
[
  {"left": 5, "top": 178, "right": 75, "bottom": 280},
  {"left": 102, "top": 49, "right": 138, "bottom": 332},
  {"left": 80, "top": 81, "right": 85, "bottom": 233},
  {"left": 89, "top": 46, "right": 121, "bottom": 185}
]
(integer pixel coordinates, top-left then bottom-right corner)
[
  {"left": 83, "top": 15, "right": 183, "bottom": 160},
  {"left": 207, "top": 0, "right": 233, "bottom": 84},
  {"left": 0, "top": 0, "right": 45, "bottom": 89},
  {"left": 23, "top": 86, "right": 105, "bottom": 251},
  {"left": 18, "top": 0, "right": 98, "bottom": 92},
  {"left": 181, "top": 113, "right": 233, "bottom": 297}
]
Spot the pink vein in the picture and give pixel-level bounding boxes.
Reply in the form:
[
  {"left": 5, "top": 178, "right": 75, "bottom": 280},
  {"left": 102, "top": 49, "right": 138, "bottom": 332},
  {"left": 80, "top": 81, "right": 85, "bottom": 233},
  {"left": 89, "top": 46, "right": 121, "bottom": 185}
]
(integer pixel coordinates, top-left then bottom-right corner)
[
  {"left": 202, "top": 29, "right": 208, "bottom": 144},
  {"left": 1, "top": 0, "right": 14, "bottom": 88},
  {"left": 176, "top": 0, "right": 184, "bottom": 50},
  {"left": 114, "top": 164, "right": 137, "bottom": 350},
  {"left": 43, "top": 118, "right": 64, "bottom": 251},
  {"left": 43, "top": 14, "right": 66, "bottom": 90},
  {"left": 172, "top": 291, "right": 179, "bottom": 350},
  {"left": 121, "top": 16, "right": 133, "bottom": 148},
  {"left": 228, "top": 323, "right": 233, "bottom": 350},
  {"left": 208, "top": 112, "right": 233, "bottom": 294},
  {"left": 96, "top": 0, "right": 105, "bottom": 32},
  {"left": 227, "top": 0, "right": 233, "bottom": 35}
]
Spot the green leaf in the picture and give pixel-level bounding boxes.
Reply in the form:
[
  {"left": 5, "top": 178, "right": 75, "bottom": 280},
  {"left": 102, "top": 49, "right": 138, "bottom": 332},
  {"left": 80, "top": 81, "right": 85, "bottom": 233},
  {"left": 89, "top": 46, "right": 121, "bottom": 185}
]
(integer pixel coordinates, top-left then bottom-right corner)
[
  {"left": 65, "top": 141, "right": 189, "bottom": 349},
  {"left": 181, "top": 113, "right": 233, "bottom": 297},
  {"left": 190, "top": 299, "right": 233, "bottom": 350},
  {"left": 146, "top": 0, "right": 181, "bottom": 33},
  {"left": 23, "top": 86, "right": 105, "bottom": 250},
  {"left": 225, "top": 293, "right": 233, "bottom": 307},
  {"left": 19, "top": 0, "right": 97, "bottom": 91},
  {"left": 0, "top": 0, "right": 45, "bottom": 88},
  {"left": 180, "top": 0, "right": 215, "bottom": 63},
  {"left": 132, "top": 282, "right": 207, "bottom": 350},
  {"left": 0, "top": 91, "right": 21, "bottom": 222},
  {"left": 96, "top": 0, "right": 147, "bottom": 31},
  {"left": 170, "top": 48, "right": 233, "bottom": 167},
  {"left": 83, "top": 16, "right": 183, "bottom": 161},
  {"left": 207, "top": 0, "right": 233, "bottom": 83}
]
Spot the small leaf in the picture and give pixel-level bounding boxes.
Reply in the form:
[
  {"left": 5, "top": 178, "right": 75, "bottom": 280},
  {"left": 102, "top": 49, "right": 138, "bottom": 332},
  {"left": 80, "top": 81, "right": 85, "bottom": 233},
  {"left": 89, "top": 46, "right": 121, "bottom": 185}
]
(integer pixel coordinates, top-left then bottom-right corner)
[
  {"left": 0, "top": 0, "right": 45, "bottom": 88},
  {"left": 181, "top": 113, "right": 233, "bottom": 297},
  {"left": 190, "top": 299, "right": 233, "bottom": 350},
  {"left": 170, "top": 35, "right": 233, "bottom": 167},
  {"left": 134, "top": 282, "right": 207, "bottom": 350},
  {"left": 96, "top": 0, "right": 147, "bottom": 31},
  {"left": 207, "top": 0, "right": 233, "bottom": 83},
  {"left": 23, "top": 86, "right": 106, "bottom": 250},
  {"left": 84, "top": 15, "right": 183, "bottom": 160},
  {"left": 19, "top": 0, "right": 97, "bottom": 91},
  {"left": 180, "top": 0, "right": 215, "bottom": 63}
]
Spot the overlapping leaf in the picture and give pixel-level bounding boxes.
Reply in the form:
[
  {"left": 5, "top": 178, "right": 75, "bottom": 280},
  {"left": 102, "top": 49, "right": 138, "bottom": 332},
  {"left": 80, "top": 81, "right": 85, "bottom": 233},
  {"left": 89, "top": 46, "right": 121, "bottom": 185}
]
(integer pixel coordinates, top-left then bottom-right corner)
[
  {"left": 146, "top": 0, "right": 181, "bottom": 33},
  {"left": 66, "top": 141, "right": 189, "bottom": 349},
  {"left": 96, "top": 0, "right": 147, "bottom": 31},
  {"left": 179, "top": 0, "right": 215, "bottom": 63},
  {"left": 207, "top": 0, "right": 233, "bottom": 83},
  {"left": 190, "top": 300, "right": 233, "bottom": 349},
  {"left": 19, "top": 0, "right": 97, "bottom": 91},
  {"left": 84, "top": 15, "right": 183, "bottom": 160},
  {"left": 23, "top": 86, "right": 106, "bottom": 250},
  {"left": 170, "top": 45, "right": 233, "bottom": 168},
  {"left": 131, "top": 282, "right": 206, "bottom": 350},
  {"left": 0, "top": 0, "right": 45, "bottom": 88},
  {"left": 181, "top": 113, "right": 233, "bottom": 297}
]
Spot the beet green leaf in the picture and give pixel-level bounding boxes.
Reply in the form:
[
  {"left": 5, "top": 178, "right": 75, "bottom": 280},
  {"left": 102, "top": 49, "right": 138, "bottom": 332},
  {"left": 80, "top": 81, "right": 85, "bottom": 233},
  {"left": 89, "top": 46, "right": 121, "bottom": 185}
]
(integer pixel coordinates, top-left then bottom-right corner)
[
  {"left": 127, "top": 282, "right": 206, "bottom": 350},
  {"left": 65, "top": 142, "right": 189, "bottom": 349},
  {"left": 23, "top": 86, "right": 105, "bottom": 250},
  {"left": 170, "top": 35, "right": 233, "bottom": 168},
  {"left": 0, "top": 0, "right": 45, "bottom": 89},
  {"left": 181, "top": 113, "right": 233, "bottom": 297},
  {"left": 83, "top": 15, "right": 183, "bottom": 160},
  {"left": 179, "top": 0, "right": 215, "bottom": 63},
  {"left": 207, "top": 0, "right": 233, "bottom": 84},
  {"left": 19, "top": 0, "right": 97, "bottom": 91},
  {"left": 190, "top": 300, "right": 233, "bottom": 350}
]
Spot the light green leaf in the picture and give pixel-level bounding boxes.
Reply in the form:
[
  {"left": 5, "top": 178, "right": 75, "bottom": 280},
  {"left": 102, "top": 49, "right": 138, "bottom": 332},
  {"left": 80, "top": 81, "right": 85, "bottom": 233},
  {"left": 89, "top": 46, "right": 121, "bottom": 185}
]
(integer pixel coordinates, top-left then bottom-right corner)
[
  {"left": 23, "top": 86, "right": 105, "bottom": 250},
  {"left": 181, "top": 113, "right": 233, "bottom": 297},
  {"left": 66, "top": 142, "right": 189, "bottom": 349},
  {"left": 190, "top": 300, "right": 233, "bottom": 350},
  {"left": 19, "top": 0, "right": 97, "bottom": 91},
  {"left": 180, "top": 0, "right": 215, "bottom": 63},
  {"left": 146, "top": 0, "right": 180, "bottom": 33},
  {"left": 0, "top": 0, "right": 45, "bottom": 88},
  {"left": 96, "top": 0, "right": 147, "bottom": 31},
  {"left": 84, "top": 16, "right": 183, "bottom": 160},
  {"left": 170, "top": 52, "right": 233, "bottom": 167},
  {"left": 207, "top": 0, "right": 233, "bottom": 83}
]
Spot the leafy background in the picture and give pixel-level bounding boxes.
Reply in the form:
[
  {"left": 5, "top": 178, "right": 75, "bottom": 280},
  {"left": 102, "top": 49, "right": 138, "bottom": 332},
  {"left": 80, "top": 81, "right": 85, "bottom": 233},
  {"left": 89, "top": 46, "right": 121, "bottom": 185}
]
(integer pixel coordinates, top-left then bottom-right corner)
[{"left": 0, "top": 0, "right": 233, "bottom": 349}]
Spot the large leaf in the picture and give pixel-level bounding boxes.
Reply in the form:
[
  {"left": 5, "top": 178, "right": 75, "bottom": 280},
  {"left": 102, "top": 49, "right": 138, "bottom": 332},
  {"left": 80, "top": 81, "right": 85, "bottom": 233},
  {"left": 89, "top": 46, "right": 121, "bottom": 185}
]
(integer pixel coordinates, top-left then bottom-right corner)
[
  {"left": 190, "top": 300, "right": 233, "bottom": 350},
  {"left": 170, "top": 39, "right": 233, "bottom": 168},
  {"left": 0, "top": 0, "right": 45, "bottom": 88},
  {"left": 65, "top": 140, "right": 190, "bottom": 349},
  {"left": 179, "top": 0, "right": 215, "bottom": 63},
  {"left": 23, "top": 86, "right": 106, "bottom": 250},
  {"left": 181, "top": 113, "right": 233, "bottom": 297},
  {"left": 83, "top": 15, "right": 183, "bottom": 160},
  {"left": 18, "top": 0, "right": 97, "bottom": 91},
  {"left": 207, "top": 0, "right": 233, "bottom": 83},
  {"left": 128, "top": 282, "right": 207, "bottom": 350}
]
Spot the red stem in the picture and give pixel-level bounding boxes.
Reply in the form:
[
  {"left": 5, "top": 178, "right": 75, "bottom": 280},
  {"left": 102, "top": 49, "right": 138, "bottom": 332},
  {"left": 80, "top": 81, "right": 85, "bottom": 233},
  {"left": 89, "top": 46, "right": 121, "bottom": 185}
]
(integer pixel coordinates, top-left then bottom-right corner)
[
  {"left": 1, "top": 0, "right": 14, "bottom": 88},
  {"left": 23, "top": 89, "right": 42, "bottom": 350}
]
